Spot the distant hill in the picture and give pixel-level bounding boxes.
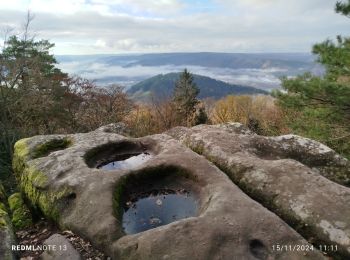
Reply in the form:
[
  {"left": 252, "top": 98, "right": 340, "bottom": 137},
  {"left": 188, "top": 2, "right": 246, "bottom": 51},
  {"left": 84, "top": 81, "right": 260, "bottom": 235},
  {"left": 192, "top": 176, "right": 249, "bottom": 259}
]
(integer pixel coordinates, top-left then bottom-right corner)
[
  {"left": 127, "top": 72, "right": 268, "bottom": 101},
  {"left": 97, "top": 52, "right": 316, "bottom": 70}
]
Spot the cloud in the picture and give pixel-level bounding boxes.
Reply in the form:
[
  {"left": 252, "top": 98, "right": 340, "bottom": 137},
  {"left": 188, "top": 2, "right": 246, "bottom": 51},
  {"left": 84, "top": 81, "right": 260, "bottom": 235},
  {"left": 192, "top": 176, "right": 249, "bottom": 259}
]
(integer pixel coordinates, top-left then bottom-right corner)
[
  {"left": 110, "top": 0, "right": 185, "bottom": 15},
  {"left": 1, "top": 0, "right": 184, "bottom": 16},
  {"left": 0, "top": 0, "right": 349, "bottom": 54}
]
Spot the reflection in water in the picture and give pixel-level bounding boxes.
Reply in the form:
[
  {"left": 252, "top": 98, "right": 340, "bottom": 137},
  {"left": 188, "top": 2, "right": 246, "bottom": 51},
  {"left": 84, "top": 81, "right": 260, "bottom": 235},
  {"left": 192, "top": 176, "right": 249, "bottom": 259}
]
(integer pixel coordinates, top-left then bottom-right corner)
[
  {"left": 122, "top": 190, "right": 198, "bottom": 234},
  {"left": 97, "top": 153, "right": 152, "bottom": 170}
]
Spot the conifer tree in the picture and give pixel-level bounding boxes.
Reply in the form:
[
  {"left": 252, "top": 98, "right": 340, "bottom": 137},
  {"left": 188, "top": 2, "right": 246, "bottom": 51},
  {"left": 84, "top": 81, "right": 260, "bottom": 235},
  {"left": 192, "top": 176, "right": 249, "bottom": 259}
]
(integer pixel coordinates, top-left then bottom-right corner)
[
  {"left": 336, "top": 0, "right": 350, "bottom": 17},
  {"left": 274, "top": 0, "right": 350, "bottom": 158},
  {"left": 172, "top": 69, "right": 200, "bottom": 125}
]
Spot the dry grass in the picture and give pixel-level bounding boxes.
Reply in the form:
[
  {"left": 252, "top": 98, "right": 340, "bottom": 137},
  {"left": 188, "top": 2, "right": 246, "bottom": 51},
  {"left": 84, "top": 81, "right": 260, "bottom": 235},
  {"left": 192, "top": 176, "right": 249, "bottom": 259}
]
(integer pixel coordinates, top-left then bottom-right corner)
[{"left": 210, "top": 95, "right": 289, "bottom": 136}]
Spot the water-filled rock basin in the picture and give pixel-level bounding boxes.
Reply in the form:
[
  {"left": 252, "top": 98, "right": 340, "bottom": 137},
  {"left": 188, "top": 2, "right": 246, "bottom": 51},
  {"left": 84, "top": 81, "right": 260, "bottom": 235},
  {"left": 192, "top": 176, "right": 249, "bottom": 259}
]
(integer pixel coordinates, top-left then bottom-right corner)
[
  {"left": 122, "top": 189, "right": 198, "bottom": 234},
  {"left": 97, "top": 152, "right": 152, "bottom": 170},
  {"left": 85, "top": 140, "right": 155, "bottom": 170}
]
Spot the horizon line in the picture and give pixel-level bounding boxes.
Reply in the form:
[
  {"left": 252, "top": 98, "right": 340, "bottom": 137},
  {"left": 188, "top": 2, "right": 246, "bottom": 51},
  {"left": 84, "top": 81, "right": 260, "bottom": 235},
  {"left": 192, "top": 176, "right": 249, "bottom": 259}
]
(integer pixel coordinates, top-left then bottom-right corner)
[{"left": 54, "top": 51, "right": 313, "bottom": 56}]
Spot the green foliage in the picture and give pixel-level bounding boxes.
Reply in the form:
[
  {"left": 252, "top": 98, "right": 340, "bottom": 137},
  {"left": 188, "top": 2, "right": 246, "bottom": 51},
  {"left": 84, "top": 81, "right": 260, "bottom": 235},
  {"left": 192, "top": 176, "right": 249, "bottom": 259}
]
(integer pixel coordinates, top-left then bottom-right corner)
[
  {"left": 1, "top": 36, "right": 63, "bottom": 78},
  {"left": 336, "top": 0, "right": 350, "bottom": 17},
  {"left": 172, "top": 69, "right": 200, "bottom": 125},
  {"left": 193, "top": 105, "right": 209, "bottom": 125},
  {"left": 0, "top": 20, "right": 132, "bottom": 192},
  {"left": 313, "top": 36, "right": 350, "bottom": 81},
  {"left": 275, "top": 3, "right": 350, "bottom": 159},
  {"left": 0, "top": 27, "right": 69, "bottom": 190}
]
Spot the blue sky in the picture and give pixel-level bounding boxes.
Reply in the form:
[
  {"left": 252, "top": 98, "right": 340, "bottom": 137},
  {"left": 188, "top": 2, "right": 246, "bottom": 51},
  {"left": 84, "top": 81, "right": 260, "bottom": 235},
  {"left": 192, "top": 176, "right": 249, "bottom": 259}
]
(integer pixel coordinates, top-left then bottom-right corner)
[{"left": 0, "top": 0, "right": 349, "bottom": 54}]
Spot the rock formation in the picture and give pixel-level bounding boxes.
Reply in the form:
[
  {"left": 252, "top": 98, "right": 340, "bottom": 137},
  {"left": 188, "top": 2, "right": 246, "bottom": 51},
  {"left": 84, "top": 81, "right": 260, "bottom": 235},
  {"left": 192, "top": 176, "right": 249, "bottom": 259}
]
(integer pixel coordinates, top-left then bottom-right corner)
[
  {"left": 6, "top": 123, "right": 350, "bottom": 259},
  {"left": 167, "top": 123, "right": 350, "bottom": 259},
  {"left": 40, "top": 234, "right": 81, "bottom": 260}
]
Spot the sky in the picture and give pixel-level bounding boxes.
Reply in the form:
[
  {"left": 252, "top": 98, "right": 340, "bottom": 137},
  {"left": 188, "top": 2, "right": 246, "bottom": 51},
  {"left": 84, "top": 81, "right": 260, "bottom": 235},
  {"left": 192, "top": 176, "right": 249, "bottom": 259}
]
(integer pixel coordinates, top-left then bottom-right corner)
[{"left": 0, "top": 0, "right": 349, "bottom": 55}]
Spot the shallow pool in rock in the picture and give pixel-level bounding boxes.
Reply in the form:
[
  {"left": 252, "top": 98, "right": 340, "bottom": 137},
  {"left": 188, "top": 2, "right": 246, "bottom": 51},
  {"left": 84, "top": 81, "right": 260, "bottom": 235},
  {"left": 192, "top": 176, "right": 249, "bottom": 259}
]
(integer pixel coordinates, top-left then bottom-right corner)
[
  {"left": 97, "top": 152, "right": 152, "bottom": 170},
  {"left": 122, "top": 189, "right": 198, "bottom": 234}
]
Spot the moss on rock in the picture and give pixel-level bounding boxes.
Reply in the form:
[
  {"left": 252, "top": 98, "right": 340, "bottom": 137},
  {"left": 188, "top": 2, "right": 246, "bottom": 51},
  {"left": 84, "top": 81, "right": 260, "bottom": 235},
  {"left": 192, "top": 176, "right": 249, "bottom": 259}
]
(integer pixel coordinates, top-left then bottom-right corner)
[
  {"left": 0, "top": 201, "right": 12, "bottom": 231},
  {"left": 19, "top": 166, "right": 71, "bottom": 222},
  {"left": 0, "top": 200, "right": 17, "bottom": 260},
  {"left": 8, "top": 193, "right": 32, "bottom": 229},
  {"left": 0, "top": 182, "right": 11, "bottom": 230},
  {"left": 12, "top": 138, "right": 30, "bottom": 182},
  {"left": 0, "top": 202, "right": 6, "bottom": 212},
  {"left": 0, "top": 207, "right": 8, "bottom": 229},
  {"left": 32, "top": 138, "right": 72, "bottom": 159},
  {"left": 12, "top": 138, "right": 72, "bottom": 223},
  {"left": 14, "top": 138, "right": 30, "bottom": 159}
]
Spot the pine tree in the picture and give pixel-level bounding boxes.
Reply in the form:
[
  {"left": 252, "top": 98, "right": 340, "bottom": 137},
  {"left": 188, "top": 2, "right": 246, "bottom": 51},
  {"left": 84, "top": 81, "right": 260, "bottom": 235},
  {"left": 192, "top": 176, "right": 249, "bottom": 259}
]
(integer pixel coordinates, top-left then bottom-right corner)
[
  {"left": 336, "top": 0, "right": 350, "bottom": 17},
  {"left": 172, "top": 69, "right": 200, "bottom": 125},
  {"left": 274, "top": 1, "right": 350, "bottom": 158}
]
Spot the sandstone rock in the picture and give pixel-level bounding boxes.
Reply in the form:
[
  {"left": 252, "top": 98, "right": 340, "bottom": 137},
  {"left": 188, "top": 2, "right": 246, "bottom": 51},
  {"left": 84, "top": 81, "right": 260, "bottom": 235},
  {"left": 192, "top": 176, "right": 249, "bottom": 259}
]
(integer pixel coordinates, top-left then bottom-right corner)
[
  {"left": 12, "top": 127, "right": 324, "bottom": 259},
  {"left": 40, "top": 234, "right": 81, "bottom": 260},
  {"left": 167, "top": 123, "right": 350, "bottom": 258},
  {"left": 96, "top": 122, "right": 128, "bottom": 135}
]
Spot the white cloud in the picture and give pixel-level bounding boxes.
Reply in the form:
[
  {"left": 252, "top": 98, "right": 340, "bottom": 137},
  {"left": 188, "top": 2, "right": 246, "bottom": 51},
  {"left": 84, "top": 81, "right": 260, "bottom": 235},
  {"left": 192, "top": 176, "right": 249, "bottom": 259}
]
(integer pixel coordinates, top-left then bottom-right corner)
[
  {"left": 0, "top": 0, "right": 184, "bottom": 16},
  {"left": 0, "top": 0, "right": 349, "bottom": 54},
  {"left": 111, "top": 0, "right": 185, "bottom": 15}
]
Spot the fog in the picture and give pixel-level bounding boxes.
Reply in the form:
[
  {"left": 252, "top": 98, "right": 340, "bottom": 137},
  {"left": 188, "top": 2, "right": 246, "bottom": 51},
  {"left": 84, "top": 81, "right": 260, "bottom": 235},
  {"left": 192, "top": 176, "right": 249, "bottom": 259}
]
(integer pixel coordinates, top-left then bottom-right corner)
[{"left": 57, "top": 60, "right": 288, "bottom": 91}]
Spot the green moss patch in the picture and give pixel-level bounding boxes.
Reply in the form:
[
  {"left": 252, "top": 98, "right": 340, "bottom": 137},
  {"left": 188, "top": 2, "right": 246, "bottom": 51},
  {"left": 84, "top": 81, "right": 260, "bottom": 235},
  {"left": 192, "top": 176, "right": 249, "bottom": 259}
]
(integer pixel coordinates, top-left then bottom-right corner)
[
  {"left": 0, "top": 183, "right": 11, "bottom": 230},
  {"left": 32, "top": 138, "right": 72, "bottom": 159},
  {"left": 12, "top": 138, "right": 31, "bottom": 181},
  {"left": 0, "top": 207, "right": 9, "bottom": 229},
  {"left": 8, "top": 193, "right": 32, "bottom": 229},
  {"left": 12, "top": 139, "right": 73, "bottom": 223},
  {"left": 0, "top": 202, "right": 6, "bottom": 212},
  {"left": 18, "top": 166, "right": 71, "bottom": 222},
  {"left": 14, "top": 138, "right": 31, "bottom": 159}
]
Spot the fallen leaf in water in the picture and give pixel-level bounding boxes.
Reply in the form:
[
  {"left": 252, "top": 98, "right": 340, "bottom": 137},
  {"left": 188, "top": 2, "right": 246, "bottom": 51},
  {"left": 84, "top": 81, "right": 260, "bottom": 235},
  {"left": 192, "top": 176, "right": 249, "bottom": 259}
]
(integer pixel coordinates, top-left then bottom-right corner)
[
  {"left": 149, "top": 217, "right": 162, "bottom": 225},
  {"left": 156, "top": 199, "right": 162, "bottom": 206}
]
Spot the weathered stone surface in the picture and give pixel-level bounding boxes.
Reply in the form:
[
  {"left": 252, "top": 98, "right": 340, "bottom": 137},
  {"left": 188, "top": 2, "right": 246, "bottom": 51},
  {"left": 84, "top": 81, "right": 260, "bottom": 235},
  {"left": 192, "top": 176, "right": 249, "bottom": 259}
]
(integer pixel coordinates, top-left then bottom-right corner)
[
  {"left": 96, "top": 122, "right": 129, "bottom": 135},
  {"left": 39, "top": 234, "right": 81, "bottom": 260},
  {"left": 12, "top": 128, "right": 324, "bottom": 259},
  {"left": 0, "top": 182, "right": 16, "bottom": 260},
  {"left": 167, "top": 123, "right": 350, "bottom": 258}
]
